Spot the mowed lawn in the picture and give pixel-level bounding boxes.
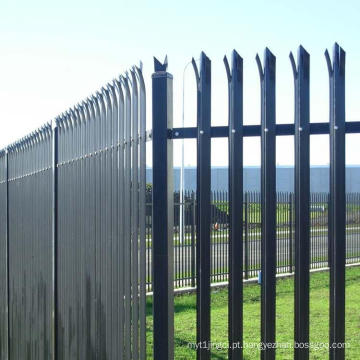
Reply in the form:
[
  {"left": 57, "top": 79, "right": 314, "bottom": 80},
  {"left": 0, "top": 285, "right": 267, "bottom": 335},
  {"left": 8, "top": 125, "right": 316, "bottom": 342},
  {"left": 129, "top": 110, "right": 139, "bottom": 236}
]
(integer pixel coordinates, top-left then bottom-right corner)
[{"left": 146, "top": 266, "right": 360, "bottom": 359}]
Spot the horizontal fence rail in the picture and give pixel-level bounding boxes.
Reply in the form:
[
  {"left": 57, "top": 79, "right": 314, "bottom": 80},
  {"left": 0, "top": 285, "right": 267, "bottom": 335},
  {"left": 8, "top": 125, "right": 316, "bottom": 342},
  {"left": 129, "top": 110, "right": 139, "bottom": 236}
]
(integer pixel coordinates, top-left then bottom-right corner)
[{"left": 168, "top": 121, "right": 360, "bottom": 139}]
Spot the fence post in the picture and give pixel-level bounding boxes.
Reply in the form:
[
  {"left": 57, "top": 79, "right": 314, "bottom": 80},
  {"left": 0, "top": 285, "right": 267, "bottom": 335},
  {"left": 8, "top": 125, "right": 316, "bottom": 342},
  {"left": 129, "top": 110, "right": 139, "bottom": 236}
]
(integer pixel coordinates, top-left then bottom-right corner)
[
  {"left": 192, "top": 52, "right": 211, "bottom": 360},
  {"left": 256, "top": 48, "right": 277, "bottom": 360},
  {"left": 152, "top": 56, "right": 174, "bottom": 360},
  {"left": 224, "top": 50, "right": 244, "bottom": 359},
  {"left": 326, "top": 43, "right": 346, "bottom": 360}
]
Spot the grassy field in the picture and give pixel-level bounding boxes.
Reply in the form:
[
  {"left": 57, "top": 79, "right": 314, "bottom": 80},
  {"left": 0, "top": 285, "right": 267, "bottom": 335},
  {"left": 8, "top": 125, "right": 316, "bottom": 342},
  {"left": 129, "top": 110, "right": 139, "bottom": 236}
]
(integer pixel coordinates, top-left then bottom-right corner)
[{"left": 146, "top": 266, "right": 360, "bottom": 359}]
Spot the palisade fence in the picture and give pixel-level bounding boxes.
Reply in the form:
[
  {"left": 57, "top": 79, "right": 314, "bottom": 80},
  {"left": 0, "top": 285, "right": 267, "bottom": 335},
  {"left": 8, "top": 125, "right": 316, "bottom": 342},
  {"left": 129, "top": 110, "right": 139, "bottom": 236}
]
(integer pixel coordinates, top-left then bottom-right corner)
[
  {"left": 144, "top": 191, "right": 360, "bottom": 291},
  {"left": 0, "top": 42, "right": 360, "bottom": 360},
  {"left": 151, "top": 44, "right": 360, "bottom": 360},
  {"left": 0, "top": 67, "right": 147, "bottom": 360}
]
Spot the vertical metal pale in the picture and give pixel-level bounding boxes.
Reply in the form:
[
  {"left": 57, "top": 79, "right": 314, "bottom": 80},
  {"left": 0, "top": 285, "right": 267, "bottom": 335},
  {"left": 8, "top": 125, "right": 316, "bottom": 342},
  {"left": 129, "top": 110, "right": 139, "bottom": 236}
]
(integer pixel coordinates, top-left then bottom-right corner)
[
  {"left": 192, "top": 51, "right": 211, "bottom": 360},
  {"left": 326, "top": 43, "right": 346, "bottom": 360},
  {"left": 290, "top": 45, "right": 310, "bottom": 360},
  {"left": 256, "top": 48, "right": 277, "bottom": 360},
  {"left": 224, "top": 49, "right": 244, "bottom": 360}
]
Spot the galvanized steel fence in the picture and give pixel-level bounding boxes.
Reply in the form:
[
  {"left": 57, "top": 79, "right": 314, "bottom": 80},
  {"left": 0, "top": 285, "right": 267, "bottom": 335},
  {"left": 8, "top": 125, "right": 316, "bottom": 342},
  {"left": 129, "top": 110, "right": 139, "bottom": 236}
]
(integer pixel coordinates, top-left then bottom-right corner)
[
  {"left": 0, "top": 67, "right": 147, "bottom": 360},
  {"left": 151, "top": 44, "right": 360, "bottom": 360},
  {"left": 1, "top": 42, "right": 360, "bottom": 360}
]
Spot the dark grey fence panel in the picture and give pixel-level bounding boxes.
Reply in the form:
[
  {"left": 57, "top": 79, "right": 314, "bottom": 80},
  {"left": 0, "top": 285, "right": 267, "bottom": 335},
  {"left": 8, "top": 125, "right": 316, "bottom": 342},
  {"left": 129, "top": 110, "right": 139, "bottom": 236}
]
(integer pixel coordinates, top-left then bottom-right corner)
[
  {"left": 0, "top": 64, "right": 146, "bottom": 360},
  {"left": 7, "top": 126, "right": 53, "bottom": 360},
  {"left": 55, "top": 69, "right": 146, "bottom": 360}
]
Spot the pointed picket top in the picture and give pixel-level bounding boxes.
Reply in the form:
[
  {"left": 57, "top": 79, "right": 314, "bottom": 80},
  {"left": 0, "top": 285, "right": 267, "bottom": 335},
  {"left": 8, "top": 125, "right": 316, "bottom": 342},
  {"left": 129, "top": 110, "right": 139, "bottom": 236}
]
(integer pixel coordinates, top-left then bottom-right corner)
[
  {"left": 191, "top": 57, "right": 200, "bottom": 85},
  {"left": 325, "top": 42, "right": 346, "bottom": 77},
  {"left": 153, "top": 55, "right": 168, "bottom": 72},
  {"left": 290, "top": 45, "right": 310, "bottom": 81},
  {"left": 223, "top": 54, "right": 231, "bottom": 82}
]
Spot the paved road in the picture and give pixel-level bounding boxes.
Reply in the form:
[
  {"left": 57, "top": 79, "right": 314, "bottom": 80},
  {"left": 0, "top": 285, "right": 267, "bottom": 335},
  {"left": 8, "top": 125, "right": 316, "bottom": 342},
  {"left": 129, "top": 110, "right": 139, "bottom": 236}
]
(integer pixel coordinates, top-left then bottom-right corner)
[{"left": 146, "top": 233, "right": 360, "bottom": 283}]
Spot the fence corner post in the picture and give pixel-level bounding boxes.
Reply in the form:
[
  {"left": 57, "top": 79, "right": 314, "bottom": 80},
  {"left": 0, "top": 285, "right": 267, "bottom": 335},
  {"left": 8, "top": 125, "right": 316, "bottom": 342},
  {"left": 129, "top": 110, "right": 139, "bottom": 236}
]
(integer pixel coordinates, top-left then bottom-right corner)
[{"left": 152, "top": 56, "right": 174, "bottom": 360}]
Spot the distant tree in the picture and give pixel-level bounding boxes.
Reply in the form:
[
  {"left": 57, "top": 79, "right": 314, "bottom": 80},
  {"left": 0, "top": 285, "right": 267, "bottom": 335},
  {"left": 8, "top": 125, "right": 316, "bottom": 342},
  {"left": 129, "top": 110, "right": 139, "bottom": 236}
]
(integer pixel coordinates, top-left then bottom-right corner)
[{"left": 146, "top": 184, "right": 228, "bottom": 227}]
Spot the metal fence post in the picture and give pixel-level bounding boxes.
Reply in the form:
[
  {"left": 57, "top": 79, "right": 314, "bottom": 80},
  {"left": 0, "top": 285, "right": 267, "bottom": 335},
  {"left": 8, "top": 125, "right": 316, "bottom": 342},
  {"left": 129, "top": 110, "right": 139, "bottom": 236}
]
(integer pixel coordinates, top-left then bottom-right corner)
[
  {"left": 290, "top": 45, "right": 310, "bottom": 360},
  {"left": 192, "top": 52, "right": 211, "bottom": 360},
  {"left": 152, "top": 56, "right": 174, "bottom": 360},
  {"left": 256, "top": 48, "right": 277, "bottom": 360},
  {"left": 224, "top": 49, "right": 244, "bottom": 359},
  {"left": 326, "top": 43, "right": 346, "bottom": 360}
]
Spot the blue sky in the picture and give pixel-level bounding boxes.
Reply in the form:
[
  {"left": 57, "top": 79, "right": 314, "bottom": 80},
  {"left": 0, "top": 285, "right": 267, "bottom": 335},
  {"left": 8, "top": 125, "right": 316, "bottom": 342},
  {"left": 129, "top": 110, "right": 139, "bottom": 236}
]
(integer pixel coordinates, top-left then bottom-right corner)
[{"left": 0, "top": 0, "right": 359, "bottom": 165}]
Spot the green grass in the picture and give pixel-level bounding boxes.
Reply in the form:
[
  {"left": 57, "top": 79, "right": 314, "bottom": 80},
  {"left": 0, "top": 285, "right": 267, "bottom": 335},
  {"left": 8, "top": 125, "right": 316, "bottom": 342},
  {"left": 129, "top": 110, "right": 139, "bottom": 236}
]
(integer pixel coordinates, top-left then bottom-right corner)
[
  {"left": 146, "top": 266, "right": 360, "bottom": 359},
  {"left": 213, "top": 199, "right": 359, "bottom": 224}
]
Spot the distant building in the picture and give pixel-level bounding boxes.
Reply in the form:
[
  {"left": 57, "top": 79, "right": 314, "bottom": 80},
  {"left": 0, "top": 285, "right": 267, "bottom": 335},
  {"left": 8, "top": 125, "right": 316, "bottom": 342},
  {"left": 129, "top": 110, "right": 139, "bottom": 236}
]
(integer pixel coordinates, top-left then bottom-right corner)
[{"left": 146, "top": 166, "right": 360, "bottom": 193}]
